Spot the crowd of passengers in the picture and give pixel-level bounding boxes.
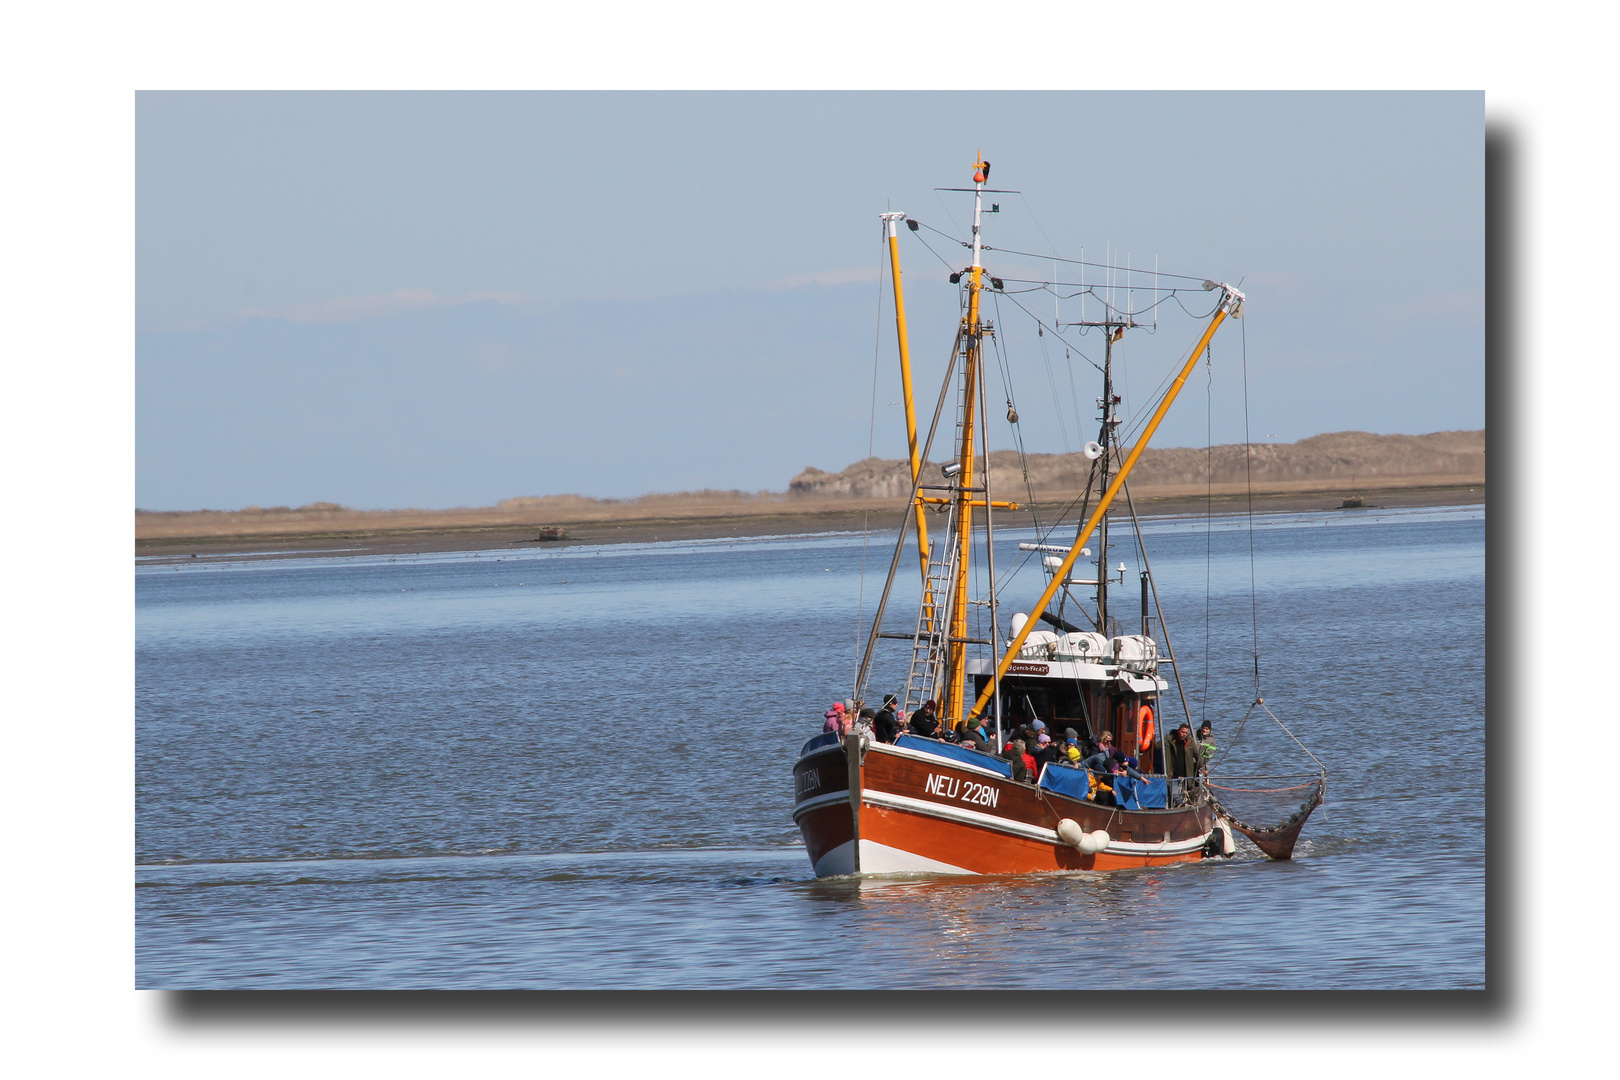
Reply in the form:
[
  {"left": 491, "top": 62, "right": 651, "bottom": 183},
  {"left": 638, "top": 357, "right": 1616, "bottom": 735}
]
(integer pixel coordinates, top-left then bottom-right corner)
[{"left": 821, "top": 695, "right": 1214, "bottom": 803}]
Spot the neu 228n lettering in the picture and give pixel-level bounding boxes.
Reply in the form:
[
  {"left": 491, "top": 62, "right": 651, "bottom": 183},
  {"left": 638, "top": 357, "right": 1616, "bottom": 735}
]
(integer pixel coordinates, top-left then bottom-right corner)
[{"left": 925, "top": 773, "right": 999, "bottom": 808}]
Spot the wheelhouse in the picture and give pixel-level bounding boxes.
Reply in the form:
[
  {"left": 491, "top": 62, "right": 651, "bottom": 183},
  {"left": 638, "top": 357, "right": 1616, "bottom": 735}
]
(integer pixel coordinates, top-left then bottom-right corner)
[{"left": 967, "top": 630, "right": 1165, "bottom": 757}]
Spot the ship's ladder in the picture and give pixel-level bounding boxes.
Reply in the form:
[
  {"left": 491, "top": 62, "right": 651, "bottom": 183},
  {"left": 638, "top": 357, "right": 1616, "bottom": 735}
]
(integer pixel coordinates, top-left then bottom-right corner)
[
  {"left": 902, "top": 345, "right": 974, "bottom": 715},
  {"left": 901, "top": 536, "right": 958, "bottom": 715}
]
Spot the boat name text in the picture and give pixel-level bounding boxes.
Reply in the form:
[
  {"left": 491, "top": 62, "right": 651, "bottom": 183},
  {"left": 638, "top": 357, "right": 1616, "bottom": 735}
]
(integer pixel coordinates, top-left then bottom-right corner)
[
  {"left": 1007, "top": 662, "right": 1050, "bottom": 675},
  {"left": 795, "top": 769, "right": 821, "bottom": 798},
  {"left": 925, "top": 773, "right": 1000, "bottom": 809}
]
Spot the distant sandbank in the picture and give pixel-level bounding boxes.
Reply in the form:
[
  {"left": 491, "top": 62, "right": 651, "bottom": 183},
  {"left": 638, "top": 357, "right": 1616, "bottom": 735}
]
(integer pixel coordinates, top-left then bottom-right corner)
[
  {"left": 137, "top": 430, "right": 1483, "bottom": 561},
  {"left": 135, "top": 480, "right": 1483, "bottom": 563}
]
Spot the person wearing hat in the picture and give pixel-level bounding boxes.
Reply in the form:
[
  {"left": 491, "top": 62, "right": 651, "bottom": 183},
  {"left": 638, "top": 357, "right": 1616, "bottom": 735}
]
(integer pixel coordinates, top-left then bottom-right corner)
[
  {"left": 1031, "top": 731, "right": 1062, "bottom": 772},
  {"left": 907, "top": 699, "right": 940, "bottom": 738},
  {"left": 822, "top": 702, "right": 845, "bottom": 735},
  {"left": 1196, "top": 721, "right": 1215, "bottom": 774},
  {"left": 1109, "top": 748, "right": 1145, "bottom": 780},
  {"left": 873, "top": 694, "right": 901, "bottom": 744}
]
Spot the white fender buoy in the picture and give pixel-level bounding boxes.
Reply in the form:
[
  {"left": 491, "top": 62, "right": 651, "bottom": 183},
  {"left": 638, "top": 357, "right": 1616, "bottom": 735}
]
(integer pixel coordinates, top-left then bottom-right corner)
[
  {"left": 1056, "top": 818, "right": 1085, "bottom": 848},
  {"left": 1215, "top": 821, "right": 1235, "bottom": 857},
  {"left": 1080, "top": 829, "right": 1110, "bottom": 855}
]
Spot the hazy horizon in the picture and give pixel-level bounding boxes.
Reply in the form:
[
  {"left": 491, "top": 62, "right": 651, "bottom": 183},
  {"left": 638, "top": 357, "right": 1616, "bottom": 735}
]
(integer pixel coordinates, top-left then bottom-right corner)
[{"left": 135, "top": 426, "right": 1484, "bottom": 515}]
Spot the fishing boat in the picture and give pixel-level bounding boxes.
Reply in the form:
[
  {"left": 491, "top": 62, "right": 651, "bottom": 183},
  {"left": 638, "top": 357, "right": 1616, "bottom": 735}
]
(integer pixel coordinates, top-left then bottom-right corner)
[{"left": 793, "top": 154, "right": 1325, "bottom": 877}]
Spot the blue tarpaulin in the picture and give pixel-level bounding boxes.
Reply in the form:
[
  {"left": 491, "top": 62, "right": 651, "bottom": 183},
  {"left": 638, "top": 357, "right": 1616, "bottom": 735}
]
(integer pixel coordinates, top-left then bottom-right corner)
[
  {"left": 895, "top": 735, "right": 1013, "bottom": 777},
  {"left": 1039, "top": 764, "right": 1094, "bottom": 801},
  {"left": 1041, "top": 767, "right": 1168, "bottom": 808},
  {"left": 1113, "top": 776, "right": 1168, "bottom": 809}
]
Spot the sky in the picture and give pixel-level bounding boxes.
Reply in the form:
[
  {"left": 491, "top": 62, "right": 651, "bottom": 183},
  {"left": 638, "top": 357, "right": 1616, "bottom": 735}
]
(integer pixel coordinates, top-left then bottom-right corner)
[{"left": 136, "top": 91, "right": 1483, "bottom": 511}]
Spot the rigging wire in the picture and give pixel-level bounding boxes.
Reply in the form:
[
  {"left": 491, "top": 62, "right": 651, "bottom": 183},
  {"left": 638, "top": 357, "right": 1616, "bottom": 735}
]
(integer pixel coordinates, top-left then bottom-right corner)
[
  {"left": 909, "top": 229, "right": 961, "bottom": 273},
  {"left": 987, "top": 292, "right": 1045, "bottom": 538},
  {"left": 1202, "top": 343, "right": 1214, "bottom": 731},
  {"left": 909, "top": 220, "right": 1213, "bottom": 284},
  {"left": 1212, "top": 311, "right": 1327, "bottom": 780},
  {"left": 903, "top": 225, "right": 1216, "bottom": 324},
  {"left": 852, "top": 329, "right": 965, "bottom": 704},
  {"left": 986, "top": 286, "right": 1105, "bottom": 377},
  {"left": 998, "top": 281, "right": 1195, "bottom": 323},
  {"left": 1242, "top": 311, "right": 1261, "bottom": 701},
  {"left": 1122, "top": 480, "right": 1196, "bottom": 735},
  {"left": 1013, "top": 192, "right": 1063, "bottom": 264},
  {"left": 990, "top": 244, "right": 1213, "bottom": 283}
]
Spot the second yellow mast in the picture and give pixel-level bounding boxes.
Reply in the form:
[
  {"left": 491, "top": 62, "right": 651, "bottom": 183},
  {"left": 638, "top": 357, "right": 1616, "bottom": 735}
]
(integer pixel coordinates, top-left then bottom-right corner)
[{"left": 881, "top": 212, "right": 931, "bottom": 590}]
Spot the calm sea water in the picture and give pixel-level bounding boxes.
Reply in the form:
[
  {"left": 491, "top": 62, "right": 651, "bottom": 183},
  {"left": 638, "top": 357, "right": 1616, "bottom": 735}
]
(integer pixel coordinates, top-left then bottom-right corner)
[{"left": 136, "top": 503, "right": 1485, "bottom": 989}]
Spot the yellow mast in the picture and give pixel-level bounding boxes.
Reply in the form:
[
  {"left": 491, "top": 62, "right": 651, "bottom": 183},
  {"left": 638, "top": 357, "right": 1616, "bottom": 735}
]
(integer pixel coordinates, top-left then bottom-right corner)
[
  {"left": 967, "top": 282, "right": 1246, "bottom": 721},
  {"left": 940, "top": 153, "right": 990, "bottom": 724},
  {"left": 881, "top": 212, "right": 931, "bottom": 588}
]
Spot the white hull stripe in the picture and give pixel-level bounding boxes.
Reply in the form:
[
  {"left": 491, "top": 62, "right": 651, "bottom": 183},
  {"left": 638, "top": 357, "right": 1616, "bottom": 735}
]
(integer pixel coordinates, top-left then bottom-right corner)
[
  {"left": 863, "top": 788, "right": 1211, "bottom": 857},
  {"left": 792, "top": 791, "right": 852, "bottom": 821}
]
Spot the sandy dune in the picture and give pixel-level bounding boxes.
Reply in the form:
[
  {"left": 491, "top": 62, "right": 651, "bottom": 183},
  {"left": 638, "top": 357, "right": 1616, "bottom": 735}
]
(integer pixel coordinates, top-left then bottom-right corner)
[{"left": 136, "top": 430, "right": 1484, "bottom": 558}]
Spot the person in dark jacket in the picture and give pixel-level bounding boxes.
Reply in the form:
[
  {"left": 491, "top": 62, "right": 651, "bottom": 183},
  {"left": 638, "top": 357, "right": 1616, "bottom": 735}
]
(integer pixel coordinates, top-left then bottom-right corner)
[
  {"left": 873, "top": 694, "right": 901, "bottom": 743},
  {"left": 908, "top": 699, "right": 940, "bottom": 737},
  {"left": 1108, "top": 749, "right": 1144, "bottom": 780},
  {"left": 1167, "top": 723, "right": 1198, "bottom": 778},
  {"left": 1032, "top": 732, "right": 1063, "bottom": 771}
]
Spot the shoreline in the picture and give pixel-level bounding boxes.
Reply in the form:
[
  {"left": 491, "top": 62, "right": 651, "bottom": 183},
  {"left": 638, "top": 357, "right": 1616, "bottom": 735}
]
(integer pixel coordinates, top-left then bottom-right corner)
[{"left": 135, "top": 482, "right": 1485, "bottom": 563}]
